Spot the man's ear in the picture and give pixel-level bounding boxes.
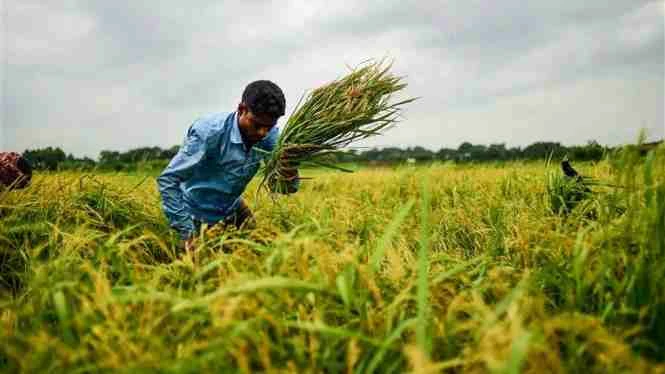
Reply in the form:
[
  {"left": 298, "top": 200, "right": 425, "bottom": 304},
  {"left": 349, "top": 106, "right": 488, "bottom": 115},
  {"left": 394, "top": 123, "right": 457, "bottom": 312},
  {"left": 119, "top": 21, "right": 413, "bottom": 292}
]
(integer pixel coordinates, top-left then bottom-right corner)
[{"left": 237, "top": 102, "right": 248, "bottom": 115}]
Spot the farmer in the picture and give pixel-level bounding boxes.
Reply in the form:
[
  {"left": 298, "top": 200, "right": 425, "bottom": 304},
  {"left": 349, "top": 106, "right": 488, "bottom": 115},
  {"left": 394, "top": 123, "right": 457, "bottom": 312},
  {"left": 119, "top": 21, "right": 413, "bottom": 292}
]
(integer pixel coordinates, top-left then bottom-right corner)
[
  {"left": 157, "top": 80, "right": 299, "bottom": 249},
  {"left": 0, "top": 152, "right": 32, "bottom": 190}
]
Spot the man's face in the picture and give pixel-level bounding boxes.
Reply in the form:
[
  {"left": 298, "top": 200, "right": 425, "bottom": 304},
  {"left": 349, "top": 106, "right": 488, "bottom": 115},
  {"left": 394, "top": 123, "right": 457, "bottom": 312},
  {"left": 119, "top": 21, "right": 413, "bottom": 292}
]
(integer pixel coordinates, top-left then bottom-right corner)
[{"left": 237, "top": 103, "right": 278, "bottom": 146}]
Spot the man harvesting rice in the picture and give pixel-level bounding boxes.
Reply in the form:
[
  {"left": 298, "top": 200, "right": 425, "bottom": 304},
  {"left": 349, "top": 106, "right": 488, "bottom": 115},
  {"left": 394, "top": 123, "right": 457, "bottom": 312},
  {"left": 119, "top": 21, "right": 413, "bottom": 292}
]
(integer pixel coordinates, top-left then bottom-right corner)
[
  {"left": 157, "top": 80, "right": 299, "bottom": 249},
  {"left": 159, "top": 60, "right": 413, "bottom": 250}
]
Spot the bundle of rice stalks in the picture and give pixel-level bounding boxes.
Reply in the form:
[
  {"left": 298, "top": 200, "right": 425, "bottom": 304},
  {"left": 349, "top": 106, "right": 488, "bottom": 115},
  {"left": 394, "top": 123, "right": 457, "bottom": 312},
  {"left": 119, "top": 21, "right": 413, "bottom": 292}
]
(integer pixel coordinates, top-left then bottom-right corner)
[{"left": 261, "top": 59, "right": 416, "bottom": 192}]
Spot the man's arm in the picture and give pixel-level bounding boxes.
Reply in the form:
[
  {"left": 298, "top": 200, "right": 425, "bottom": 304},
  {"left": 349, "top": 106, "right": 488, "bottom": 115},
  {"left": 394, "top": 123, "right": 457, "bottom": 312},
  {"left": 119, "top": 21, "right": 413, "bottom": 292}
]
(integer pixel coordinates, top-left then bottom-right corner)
[{"left": 156, "top": 123, "right": 207, "bottom": 240}]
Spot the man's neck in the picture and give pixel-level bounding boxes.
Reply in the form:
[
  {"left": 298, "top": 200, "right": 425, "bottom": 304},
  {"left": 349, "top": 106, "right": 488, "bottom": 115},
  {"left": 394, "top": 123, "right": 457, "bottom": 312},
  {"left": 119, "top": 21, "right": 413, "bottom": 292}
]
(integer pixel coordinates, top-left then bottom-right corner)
[{"left": 234, "top": 111, "right": 254, "bottom": 151}]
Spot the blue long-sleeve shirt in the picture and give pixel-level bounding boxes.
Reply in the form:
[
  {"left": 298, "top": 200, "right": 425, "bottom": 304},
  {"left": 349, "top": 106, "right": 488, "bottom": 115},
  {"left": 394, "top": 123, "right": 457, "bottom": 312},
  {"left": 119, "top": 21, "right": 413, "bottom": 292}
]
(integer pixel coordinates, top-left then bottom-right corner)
[{"left": 157, "top": 111, "right": 298, "bottom": 239}]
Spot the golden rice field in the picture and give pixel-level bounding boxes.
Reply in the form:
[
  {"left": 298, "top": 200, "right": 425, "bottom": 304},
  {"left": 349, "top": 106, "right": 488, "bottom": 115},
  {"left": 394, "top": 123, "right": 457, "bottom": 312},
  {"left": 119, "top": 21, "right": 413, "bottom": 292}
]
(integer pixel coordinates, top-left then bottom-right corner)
[{"left": 1, "top": 145, "right": 664, "bottom": 373}]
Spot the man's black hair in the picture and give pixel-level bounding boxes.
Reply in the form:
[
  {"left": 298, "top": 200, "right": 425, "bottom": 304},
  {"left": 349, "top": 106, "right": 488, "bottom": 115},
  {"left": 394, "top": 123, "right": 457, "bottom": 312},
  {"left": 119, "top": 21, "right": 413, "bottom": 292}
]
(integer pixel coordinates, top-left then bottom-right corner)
[{"left": 241, "top": 80, "right": 286, "bottom": 118}]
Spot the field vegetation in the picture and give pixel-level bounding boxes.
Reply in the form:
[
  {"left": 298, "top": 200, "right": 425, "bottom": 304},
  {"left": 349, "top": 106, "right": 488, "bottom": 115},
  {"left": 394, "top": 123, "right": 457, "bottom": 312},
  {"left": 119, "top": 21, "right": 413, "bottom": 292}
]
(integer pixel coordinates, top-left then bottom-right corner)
[{"left": 1, "top": 144, "right": 664, "bottom": 373}]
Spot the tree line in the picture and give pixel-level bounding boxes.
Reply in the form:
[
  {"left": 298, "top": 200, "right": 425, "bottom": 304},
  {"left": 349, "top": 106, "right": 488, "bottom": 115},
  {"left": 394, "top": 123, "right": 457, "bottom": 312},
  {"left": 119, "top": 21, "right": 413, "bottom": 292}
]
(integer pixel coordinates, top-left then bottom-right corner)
[
  {"left": 345, "top": 141, "right": 607, "bottom": 164},
  {"left": 22, "top": 146, "right": 180, "bottom": 172},
  {"left": 17, "top": 140, "right": 626, "bottom": 172}
]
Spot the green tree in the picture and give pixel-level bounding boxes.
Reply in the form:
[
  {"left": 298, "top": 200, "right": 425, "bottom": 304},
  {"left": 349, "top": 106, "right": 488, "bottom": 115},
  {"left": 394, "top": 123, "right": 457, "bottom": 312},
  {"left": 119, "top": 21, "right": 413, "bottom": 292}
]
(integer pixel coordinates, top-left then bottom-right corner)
[{"left": 23, "top": 147, "right": 67, "bottom": 170}]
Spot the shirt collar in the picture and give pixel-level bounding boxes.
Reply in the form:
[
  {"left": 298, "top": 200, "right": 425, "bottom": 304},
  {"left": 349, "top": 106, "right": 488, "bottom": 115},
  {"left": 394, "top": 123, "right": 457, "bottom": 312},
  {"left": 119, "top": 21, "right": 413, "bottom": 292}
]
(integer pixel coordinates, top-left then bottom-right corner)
[{"left": 230, "top": 111, "right": 244, "bottom": 145}]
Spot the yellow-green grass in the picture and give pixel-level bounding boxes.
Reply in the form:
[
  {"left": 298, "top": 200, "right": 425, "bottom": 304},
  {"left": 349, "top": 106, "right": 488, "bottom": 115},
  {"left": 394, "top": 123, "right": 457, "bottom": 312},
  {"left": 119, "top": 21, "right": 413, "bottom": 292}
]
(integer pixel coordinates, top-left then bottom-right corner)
[{"left": 0, "top": 146, "right": 664, "bottom": 373}]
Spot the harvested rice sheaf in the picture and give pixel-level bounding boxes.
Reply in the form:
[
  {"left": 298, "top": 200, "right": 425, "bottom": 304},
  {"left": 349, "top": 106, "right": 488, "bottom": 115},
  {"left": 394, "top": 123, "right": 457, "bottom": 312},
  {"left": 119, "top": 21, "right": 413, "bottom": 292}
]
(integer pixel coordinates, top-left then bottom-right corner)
[{"left": 261, "top": 59, "right": 416, "bottom": 192}]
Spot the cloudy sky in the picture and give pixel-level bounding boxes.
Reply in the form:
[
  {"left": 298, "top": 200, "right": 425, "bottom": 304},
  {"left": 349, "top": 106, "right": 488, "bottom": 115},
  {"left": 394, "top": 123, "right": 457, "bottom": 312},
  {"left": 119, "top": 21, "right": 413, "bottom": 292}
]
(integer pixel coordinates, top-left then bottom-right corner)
[{"left": 1, "top": 0, "right": 663, "bottom": 158}]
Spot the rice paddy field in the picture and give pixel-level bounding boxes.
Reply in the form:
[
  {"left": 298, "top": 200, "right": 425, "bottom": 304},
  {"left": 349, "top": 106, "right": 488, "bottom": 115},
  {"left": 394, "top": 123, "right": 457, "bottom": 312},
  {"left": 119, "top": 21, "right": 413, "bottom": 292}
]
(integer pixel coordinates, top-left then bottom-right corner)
[{"left": 1, "top": 145, "right": 664, "bottom": 373}]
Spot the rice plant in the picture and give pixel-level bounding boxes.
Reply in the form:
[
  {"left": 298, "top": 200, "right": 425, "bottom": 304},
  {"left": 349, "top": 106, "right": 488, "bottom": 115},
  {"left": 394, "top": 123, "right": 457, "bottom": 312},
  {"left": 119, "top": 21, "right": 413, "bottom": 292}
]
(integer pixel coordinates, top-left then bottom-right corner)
[{"left": 0, "top": 145, "right": 663, "bottom": 372}]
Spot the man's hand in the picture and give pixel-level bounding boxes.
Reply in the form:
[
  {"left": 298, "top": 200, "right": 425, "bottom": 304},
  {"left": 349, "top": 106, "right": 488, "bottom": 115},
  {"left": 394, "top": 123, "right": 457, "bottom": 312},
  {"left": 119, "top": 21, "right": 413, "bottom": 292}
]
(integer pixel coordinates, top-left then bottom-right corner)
[
  {"left": 267, "top": 155, "right": 300, "bottom": 194},
  {"left": 185, "top": 237, "right": 196, "bottom": 251},
  {"left": 178, "top": 237, "right": 196, "bottom": 253},
  {"left": 281, "top": 164, "right": 299, "bottom": 181},
  {"left": 276, "top": 162, "right": 299, "bottom": 194}
]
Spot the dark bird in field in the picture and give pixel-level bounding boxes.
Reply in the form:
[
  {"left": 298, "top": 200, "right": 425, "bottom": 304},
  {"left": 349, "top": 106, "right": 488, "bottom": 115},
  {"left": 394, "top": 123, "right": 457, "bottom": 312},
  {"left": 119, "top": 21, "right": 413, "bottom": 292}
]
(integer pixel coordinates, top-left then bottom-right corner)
[
  {"left": 561, "top": 156, "right": 624, "bottom": 190},
  {"left": 561, "top": 156, "right": 591, "bottom": 193},
  {"left": 555, "top": 156, "right": 625, "bottom": 218},
  {"left": 561, "top": 157, "right": 580, "bottom": 179}
]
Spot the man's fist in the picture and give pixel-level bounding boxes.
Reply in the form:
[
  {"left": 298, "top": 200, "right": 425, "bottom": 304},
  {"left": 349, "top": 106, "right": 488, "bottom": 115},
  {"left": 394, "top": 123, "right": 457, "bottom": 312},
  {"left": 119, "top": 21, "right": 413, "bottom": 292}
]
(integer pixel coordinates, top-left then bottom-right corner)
[{"left": 178, "top": 237, "right": 196, "bottom": 253}]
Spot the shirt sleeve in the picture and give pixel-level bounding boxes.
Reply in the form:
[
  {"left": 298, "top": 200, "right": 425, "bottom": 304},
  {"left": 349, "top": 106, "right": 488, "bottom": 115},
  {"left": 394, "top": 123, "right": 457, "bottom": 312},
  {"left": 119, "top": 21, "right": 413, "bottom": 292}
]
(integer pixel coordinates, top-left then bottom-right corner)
[
  {"left": 156, "top": 123, "right": 207, "bottom": 239},
  {"left": 259, "top": 127, "right": 300, "bottom": 194}
]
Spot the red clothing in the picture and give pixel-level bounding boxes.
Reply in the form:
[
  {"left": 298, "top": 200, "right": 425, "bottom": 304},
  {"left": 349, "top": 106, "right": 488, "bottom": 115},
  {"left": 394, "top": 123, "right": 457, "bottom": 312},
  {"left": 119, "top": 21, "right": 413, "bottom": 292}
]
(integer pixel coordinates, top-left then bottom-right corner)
[{"left": 0, "top": 152, "right": 31, "bottom": 189}]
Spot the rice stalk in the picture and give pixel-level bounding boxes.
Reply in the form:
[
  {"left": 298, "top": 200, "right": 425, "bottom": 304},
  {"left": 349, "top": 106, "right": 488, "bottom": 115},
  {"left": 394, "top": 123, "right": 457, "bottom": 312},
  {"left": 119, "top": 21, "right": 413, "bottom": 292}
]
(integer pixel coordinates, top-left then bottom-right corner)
[{"left": 261, "top": 59, "right": 416, "bottom": 192}]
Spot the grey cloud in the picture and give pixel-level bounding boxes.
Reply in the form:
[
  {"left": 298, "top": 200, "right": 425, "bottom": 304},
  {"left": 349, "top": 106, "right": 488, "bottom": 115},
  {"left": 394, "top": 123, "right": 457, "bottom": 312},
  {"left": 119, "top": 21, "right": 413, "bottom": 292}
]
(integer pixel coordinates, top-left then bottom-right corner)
[{"left": 3, "top": 0, "right": 663, "bottom": 157}]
